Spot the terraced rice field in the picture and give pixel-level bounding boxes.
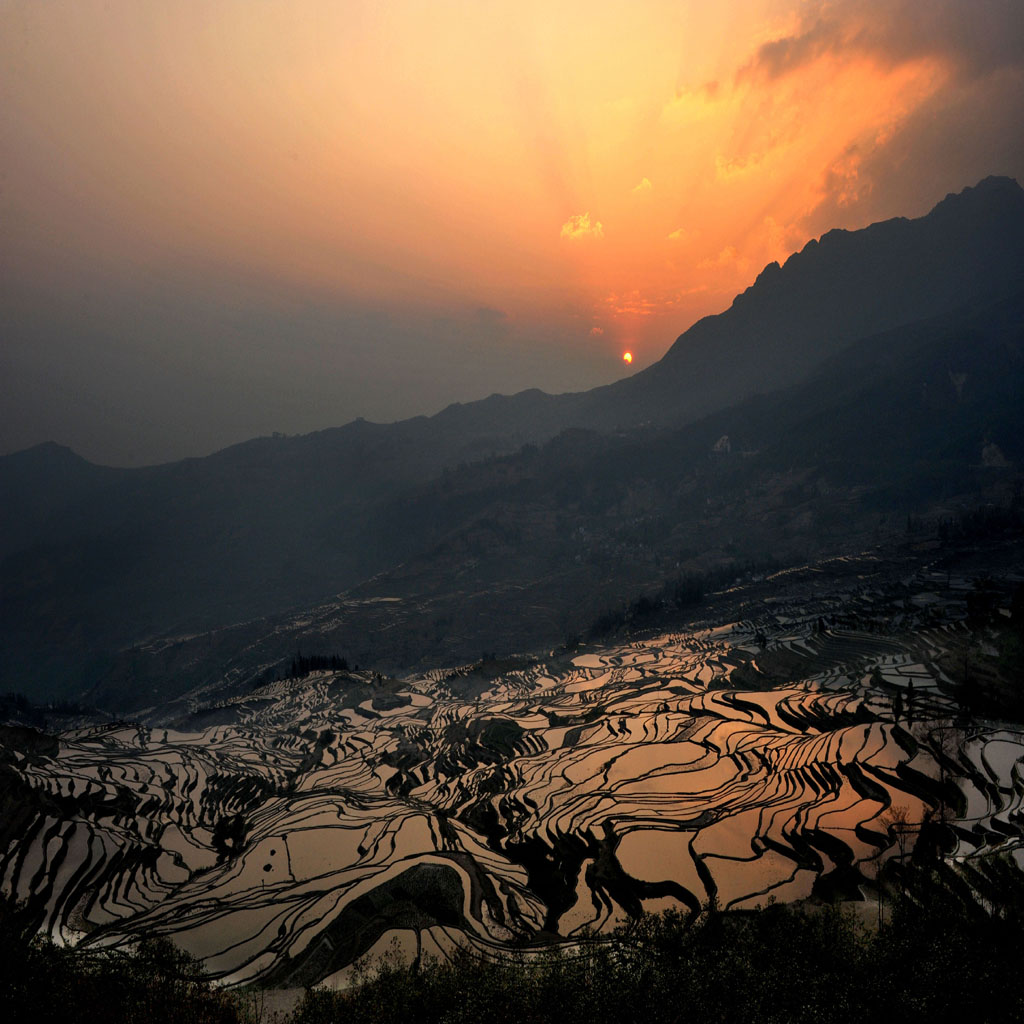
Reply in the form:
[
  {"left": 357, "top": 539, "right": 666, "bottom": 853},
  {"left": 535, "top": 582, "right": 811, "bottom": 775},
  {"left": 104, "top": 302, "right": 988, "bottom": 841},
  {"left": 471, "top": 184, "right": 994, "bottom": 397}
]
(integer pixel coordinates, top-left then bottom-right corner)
[{"left": 2, "top": 606, "right": 1022, "bottom": 987}]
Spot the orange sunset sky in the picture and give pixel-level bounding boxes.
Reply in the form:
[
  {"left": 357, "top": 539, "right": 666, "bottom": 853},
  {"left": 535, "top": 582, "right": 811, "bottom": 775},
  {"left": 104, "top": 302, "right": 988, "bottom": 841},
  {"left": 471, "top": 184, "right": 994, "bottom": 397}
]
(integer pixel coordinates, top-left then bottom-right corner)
[{"left": 2, "top": 0, "right": 1022, "bottom": 464}]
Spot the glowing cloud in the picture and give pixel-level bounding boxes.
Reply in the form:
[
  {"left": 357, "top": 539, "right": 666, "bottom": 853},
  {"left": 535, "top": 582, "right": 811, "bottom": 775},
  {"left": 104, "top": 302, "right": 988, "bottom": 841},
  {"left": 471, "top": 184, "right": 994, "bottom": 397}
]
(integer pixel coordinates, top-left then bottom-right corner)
[
  {"left": 632, "top": 177, "right": 652, "bottom": 194},
  {"left": 560, "top": 212, "right": 605, "bottom": 241},
  {"left": 604, "top": 290, "right": 657, "bottom": 317}
]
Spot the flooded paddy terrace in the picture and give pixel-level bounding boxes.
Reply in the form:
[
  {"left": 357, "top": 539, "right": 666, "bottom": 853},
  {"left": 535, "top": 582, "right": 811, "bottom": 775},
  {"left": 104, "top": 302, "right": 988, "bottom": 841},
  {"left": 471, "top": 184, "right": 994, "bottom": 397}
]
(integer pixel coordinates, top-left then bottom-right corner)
[{"left": 2, "top": 565, "right": 1022, "bottom": 986}]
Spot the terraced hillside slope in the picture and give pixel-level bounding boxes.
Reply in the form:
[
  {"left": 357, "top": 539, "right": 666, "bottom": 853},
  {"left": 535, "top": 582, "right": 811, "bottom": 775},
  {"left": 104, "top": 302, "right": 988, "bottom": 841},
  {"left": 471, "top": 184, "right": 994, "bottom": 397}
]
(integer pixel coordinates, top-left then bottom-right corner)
[
  {"left": 3, "top": 550, "right": 1022, "bottom": 987},
  {"left": 4, "top": 177, "right": 1022, "bottom": 706}
]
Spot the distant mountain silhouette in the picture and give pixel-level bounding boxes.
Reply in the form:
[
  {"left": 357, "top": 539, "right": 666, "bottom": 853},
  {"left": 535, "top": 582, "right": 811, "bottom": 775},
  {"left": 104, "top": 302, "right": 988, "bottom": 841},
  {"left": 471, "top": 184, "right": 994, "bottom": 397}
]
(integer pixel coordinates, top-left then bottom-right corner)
[
  {"left": 3, "top": 177, "right": 1023, "bottom": 704},
  {"left": 0, "top": 442, "right": 127, "bottom": 561},
  {"left": 570, "top": 175, "right": 1024, "bottom": 429}
]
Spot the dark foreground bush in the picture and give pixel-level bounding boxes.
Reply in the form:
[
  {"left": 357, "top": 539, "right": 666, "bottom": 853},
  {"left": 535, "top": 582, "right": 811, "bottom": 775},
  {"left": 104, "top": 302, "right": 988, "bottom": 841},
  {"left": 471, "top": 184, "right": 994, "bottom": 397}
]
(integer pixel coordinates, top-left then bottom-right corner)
[
  {"left": 0, "top": 899, "right": 244, "bottom": 1024},
  {"left": 5, "top": 866, "right": 1024, "bottom": 1024},
  {"left": 293, "top": 877, "right": 1024, "bottom": 1024}
]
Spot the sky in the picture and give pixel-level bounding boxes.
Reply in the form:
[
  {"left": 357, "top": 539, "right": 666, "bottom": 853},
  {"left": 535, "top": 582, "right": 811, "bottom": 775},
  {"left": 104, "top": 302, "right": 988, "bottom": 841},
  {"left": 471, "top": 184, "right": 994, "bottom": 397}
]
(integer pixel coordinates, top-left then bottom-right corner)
[{"left": 2, "top": 0, "right": 1022, "bottom": 466}]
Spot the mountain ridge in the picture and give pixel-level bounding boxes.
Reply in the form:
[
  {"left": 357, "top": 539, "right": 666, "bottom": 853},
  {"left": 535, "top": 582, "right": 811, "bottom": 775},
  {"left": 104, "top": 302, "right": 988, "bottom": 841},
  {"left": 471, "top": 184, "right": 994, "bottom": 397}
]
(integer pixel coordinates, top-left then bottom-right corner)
[
  {"left": 68, "top": 285, "right": 1024, "bottom": 709},
  {"left": 8, "top": 176, "right": 1022, "bottom": 472},
  {"left": 3, "top": 176, "right": 1023, "bottom": 703},
  {"left": 588, "top": 174, "right": 1024, "bottom": 429}
]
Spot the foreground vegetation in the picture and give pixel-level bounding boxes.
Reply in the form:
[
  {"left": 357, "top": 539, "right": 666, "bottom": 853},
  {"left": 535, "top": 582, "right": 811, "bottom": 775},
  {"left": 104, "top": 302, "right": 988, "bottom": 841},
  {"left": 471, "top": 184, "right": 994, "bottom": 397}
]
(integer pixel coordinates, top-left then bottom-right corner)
[
  {"left": 5, "top": 859, "right": 1023, "bottom": 1024},
  {"left": 296, "top": 862, "right": 1024, "bottom": 1024},
  {"left": 0, "top": 898, "right": 244, "bottom": 1024}
]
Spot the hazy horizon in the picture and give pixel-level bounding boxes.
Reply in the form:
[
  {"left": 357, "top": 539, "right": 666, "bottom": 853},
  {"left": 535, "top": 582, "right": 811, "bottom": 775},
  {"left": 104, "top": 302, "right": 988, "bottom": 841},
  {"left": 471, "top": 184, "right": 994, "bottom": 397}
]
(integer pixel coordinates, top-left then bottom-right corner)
[{"left": 3, "top": 0, "right": 1023, "bottom": 467}]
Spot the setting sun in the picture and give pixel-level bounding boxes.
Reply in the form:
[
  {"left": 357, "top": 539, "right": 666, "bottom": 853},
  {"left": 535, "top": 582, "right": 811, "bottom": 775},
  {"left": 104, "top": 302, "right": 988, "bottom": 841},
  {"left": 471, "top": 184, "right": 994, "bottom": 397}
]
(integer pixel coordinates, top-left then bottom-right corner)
[{"left": 622, "top": 351, "right": 633, "bottom": 363}]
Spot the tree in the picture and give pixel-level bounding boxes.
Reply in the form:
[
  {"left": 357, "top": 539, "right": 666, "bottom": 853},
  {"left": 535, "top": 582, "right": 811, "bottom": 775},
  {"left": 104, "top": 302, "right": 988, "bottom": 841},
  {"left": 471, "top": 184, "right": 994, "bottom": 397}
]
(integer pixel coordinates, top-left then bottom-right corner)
[{"left": 881, "top": 804, "right": 914, "bottom": 867}]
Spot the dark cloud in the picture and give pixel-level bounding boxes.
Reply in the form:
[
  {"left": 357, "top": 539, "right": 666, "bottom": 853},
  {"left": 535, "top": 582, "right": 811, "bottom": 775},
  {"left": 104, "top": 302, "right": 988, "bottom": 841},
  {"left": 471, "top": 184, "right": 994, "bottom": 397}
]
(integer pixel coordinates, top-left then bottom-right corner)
[
  {"left": 738, "top": 17, "right": 844, "bottom": 82},
  {"left": 810, "top": 66, "right": 1024, "bottom": 232},
  {"left": 730, "top": 1, "right": 1024, "bottom": 237},
  {"left": 861, "top": 0, "right": 1024, "bottom": 78},
  {"left": 740, "top": 0, "right": 1024, "bottom": 83}
]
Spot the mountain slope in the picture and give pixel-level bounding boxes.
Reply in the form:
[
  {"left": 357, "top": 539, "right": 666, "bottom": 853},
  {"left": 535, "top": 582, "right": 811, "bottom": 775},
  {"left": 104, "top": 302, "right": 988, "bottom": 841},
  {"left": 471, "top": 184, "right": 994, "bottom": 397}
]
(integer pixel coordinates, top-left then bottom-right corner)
[
  {"left": 572, "top": 175, "right": 1024, "bottom": 430},
  {"left": 3, "top": 177, "right": 1023, "bottom": 702},
  {"left": 84, "top": 287, "right": 1024, "bottom": 709}
]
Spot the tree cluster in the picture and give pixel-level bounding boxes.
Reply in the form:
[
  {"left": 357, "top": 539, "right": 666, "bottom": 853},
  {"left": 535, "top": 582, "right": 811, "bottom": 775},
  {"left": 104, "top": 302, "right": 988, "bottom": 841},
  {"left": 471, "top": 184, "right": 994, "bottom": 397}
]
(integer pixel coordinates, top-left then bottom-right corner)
[
  {"left": 587, "top": 559, "right": 776, "bottom": 640},
  {"left": 287, "top": 653, "right": 349, "bottom": 680},
  {"left": 0, "top": 898, "right": 243, "bottom": 1024},
  {"left": 293, "top": 872, "right": 1024, "bottom": 1024},
  {"left": 5, "top": 861, "right": 1024, "bottom": 1024}
]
